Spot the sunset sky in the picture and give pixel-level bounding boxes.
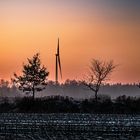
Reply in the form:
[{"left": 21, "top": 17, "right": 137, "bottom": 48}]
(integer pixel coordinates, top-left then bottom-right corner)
[{"left": 0, "top": 0, "right": 140, "bottom": 83}]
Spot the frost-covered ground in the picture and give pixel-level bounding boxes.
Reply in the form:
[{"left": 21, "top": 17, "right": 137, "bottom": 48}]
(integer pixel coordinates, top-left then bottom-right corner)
[{"left": 0, "top": 113, "right": 140, "bottom": 140}]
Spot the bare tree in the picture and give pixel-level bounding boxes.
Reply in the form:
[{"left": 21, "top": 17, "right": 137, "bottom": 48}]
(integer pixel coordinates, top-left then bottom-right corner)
[{"left": 83, "top": 59, "right": 116, "bottom": 102}]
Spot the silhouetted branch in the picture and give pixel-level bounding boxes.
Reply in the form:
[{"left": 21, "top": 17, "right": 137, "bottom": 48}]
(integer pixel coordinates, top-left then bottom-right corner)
[
  {"left": 12, "top": 53, "right": 49, "bottom": 99},
  {"left": 83, "top": 59, "right": 116, "bottom": 102}
]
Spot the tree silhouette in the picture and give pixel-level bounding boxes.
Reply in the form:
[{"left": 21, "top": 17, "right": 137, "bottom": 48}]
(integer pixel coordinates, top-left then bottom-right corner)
[
  {"left": 12, "top": 53, "right": 49, "bottom": 99},
  {"left": 83, "top": 59, "right": 116, "bottom": 102}
]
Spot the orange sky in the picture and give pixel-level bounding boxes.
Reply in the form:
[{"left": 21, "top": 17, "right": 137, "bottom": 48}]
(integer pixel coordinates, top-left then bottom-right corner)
[{"left": 0, "top": 0, "right": 140, "bottom": 83}]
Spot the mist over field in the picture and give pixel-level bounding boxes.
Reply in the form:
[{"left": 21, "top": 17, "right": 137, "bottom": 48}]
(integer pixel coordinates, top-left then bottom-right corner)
[{"left": 0, "top": 80, "right": 139, "bottom": 99}]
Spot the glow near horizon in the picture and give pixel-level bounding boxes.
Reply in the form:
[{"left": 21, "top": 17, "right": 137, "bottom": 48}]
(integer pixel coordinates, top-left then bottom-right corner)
[{"left": 0, "top": 0, "right": 140, "bottom": 83}]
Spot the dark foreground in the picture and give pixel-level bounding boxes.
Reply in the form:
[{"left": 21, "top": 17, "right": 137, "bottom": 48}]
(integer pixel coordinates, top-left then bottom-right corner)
[{"left": 0, "top": 113, "right": 140, "bottom": 140}]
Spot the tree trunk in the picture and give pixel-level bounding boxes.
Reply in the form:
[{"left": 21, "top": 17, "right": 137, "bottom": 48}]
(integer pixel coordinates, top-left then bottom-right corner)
[
  {"left": 32, "top": 85, "right": 35, "bottom": 100},
  {"left": 95, "top": 91, "right": 98, "bottom": 103}
]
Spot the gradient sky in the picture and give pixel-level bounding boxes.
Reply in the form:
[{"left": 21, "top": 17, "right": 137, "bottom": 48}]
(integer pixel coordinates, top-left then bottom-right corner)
[{"left": 0, "top": 0, "right": 140, "bottom": 83}]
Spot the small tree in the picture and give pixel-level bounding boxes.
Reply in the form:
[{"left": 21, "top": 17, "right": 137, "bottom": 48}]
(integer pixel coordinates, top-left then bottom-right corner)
[
  {"left": 12, "top": 53, "right": 49, "bottom": 99},
  {"left": 83, "top": 59, "right": 116, "bottom": 102}
]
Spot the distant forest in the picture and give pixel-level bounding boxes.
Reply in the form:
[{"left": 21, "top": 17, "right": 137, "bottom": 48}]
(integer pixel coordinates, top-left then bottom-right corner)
[
  {"left": 0, "top": 79, "right": 139, "bottom": 99},
  {"left": 0, "top": 79, "right": 140, "bottom": 113}
]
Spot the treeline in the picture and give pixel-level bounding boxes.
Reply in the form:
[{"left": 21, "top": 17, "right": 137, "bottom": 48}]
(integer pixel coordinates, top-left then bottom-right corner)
[
  {"left": 0, "top": 79, "right": 140, "bottom": 99},
  {"left": 0, "top": 95, "right": 140, "bottom": 114}
]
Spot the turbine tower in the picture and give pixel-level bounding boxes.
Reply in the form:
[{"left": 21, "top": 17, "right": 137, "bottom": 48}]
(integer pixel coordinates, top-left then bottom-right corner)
[{"left": 55, "top": 38, "right": 62, "bottom": 83}]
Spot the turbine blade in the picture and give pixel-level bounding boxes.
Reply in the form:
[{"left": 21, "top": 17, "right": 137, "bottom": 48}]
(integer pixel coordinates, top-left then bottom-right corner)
[{"left": 58, "top": 55, "right": 62, "bottom": 79}]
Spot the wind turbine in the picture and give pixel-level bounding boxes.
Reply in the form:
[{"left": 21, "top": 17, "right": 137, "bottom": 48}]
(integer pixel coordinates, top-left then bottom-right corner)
[{"left": 55, "top": 38, "right": 62, "bottom": 83}]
